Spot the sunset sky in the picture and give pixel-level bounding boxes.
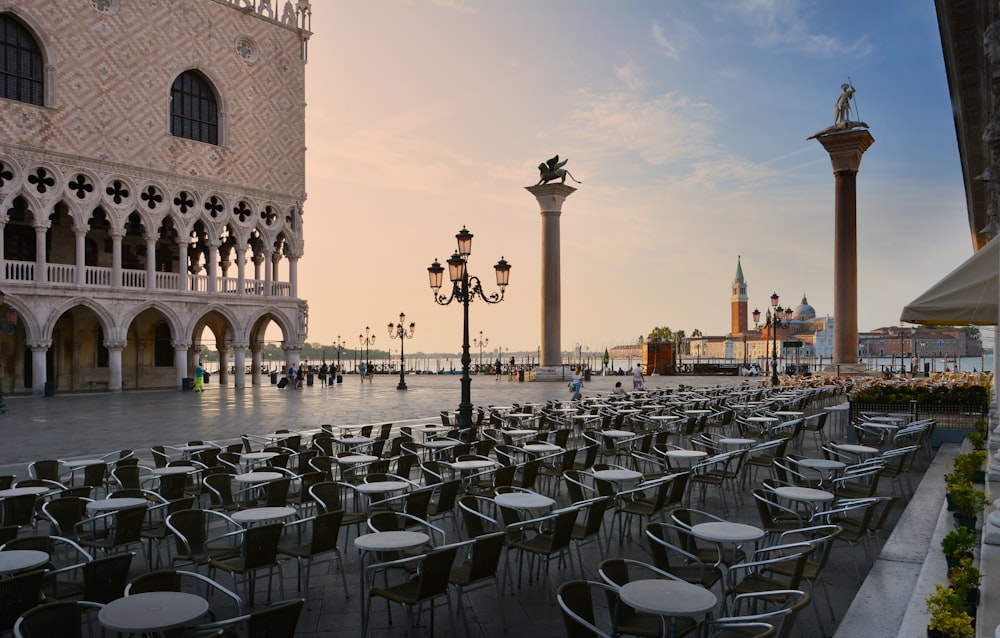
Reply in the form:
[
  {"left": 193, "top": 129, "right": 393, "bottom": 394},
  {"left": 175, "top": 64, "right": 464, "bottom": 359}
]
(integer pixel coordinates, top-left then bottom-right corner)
[{"left": 291, "top": 0, "right": 971, "bottom": 359}]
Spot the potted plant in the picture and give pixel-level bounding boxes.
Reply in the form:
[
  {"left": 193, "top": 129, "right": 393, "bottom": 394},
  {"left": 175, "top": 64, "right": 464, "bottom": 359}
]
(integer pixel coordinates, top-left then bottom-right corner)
[
  {"left": 940, "top": 527, "right": 976, "bottom": 569},
  {"left": 952, "top": 450, "right": 986, "bottom": 483},
  {"left": 947, "top": 479, "right": 989, "bottom": 531},
  {"left": 965, "top": 428, "right": 987, "bottom": 451},
  {"left": 926, "top": 583, "right": 975, "bottom": 638},
  {"left": 947, "top": 556, "right": 981, "bottom": 614}
]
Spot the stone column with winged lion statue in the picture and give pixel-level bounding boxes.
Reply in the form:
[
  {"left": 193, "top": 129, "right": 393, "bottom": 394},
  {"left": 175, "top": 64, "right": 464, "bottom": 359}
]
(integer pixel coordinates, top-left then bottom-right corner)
[{"left": 526, "top": 156, "right": 580, "bottom": 380}]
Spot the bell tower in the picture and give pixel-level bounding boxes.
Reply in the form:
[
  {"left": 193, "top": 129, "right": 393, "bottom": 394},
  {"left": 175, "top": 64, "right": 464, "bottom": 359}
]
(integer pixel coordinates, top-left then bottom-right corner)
[{"left": 731, "top": 256, "right": 748, "bottom": 335}]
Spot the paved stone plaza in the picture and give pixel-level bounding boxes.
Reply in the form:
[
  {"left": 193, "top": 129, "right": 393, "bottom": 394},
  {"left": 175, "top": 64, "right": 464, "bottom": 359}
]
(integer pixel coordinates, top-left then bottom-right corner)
[{"left": 0, "top": 374, "right": 930, "bottom": 636}]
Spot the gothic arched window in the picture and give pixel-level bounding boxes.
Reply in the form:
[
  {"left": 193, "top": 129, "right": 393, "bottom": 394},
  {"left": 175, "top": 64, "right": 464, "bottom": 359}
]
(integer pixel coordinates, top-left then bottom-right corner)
[
  {"left": 170, "top": 70, "right": 218, "bottom": 145},
  {"left": 0, "top": 14, "right": 43, "bottom": 106}
]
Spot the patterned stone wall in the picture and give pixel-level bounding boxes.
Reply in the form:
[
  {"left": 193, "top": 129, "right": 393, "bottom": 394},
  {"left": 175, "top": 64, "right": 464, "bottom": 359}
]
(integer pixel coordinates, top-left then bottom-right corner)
[{"left": 0, "top": 0, "right": 307, "bottom": 199}]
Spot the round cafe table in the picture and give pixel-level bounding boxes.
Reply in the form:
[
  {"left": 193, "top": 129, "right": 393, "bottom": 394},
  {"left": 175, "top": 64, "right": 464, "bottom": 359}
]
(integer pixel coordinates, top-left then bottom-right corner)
[
  {"left": 99, "top": 591, "right": 209, "bottom": 634},
  {"left": 521, "top": 443, "right": 561, "bottom": 455},
  {"left": 0, "top": 549, "right": 49, "bottom": 576},
  {"left": 833, "top": 443, "right": 879, "bottom": 460},
  {"left": 619, "top": 578, "right": 717, "bottom": 637},
  {"left": 662, "top": 449, "right": 707, "bottom": 469},
  {"left": 494, "top": 491, "right": 555, "bottom": 512},
  {"left": 447, "top": 459, "right": 496, "bottom": 472},
  {"left": 151, "top": 466, "right": 196, "bottom": 476},
  {"left": 772, "top": 485, "right": 835, "bottom": 516},
  {"left": 233, "top": 471, "right": 283, "bottom": 485},
  {"left": 0, "top": 486, "right": 52, "bottom": 498},
  {"left": 592, "top": 469, "right": 642, "bottom": 489},
  {"left": 690, "top": 521, "right": 765, "bottom": 565},
  {"left": 86, "top": 497, "right": 148, "bottom": 512},
  {"left": 231, "top": 506, "right": 297, "bottom": 526}
]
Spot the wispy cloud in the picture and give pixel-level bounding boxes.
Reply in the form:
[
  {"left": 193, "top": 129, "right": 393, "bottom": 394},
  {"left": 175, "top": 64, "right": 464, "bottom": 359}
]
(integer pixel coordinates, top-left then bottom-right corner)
[
  {"left": 727, "top": 0, "right": 872, "bottom": 58},
  {"left": 651, "top": 18, "right": 701, "bottom": 60},
  {"left": 651, "top": 22, "right": 680, "bottom": 59},
  {"left": 430, "top": 0, "right": 478, "bottom": 14}
]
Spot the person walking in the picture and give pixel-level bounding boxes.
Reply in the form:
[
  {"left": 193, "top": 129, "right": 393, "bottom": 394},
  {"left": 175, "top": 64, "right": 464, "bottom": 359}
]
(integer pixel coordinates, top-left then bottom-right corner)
[
  {"left": 359, "top": 361, "right": 366, "bottom": 383},
  {"left": 632, "top": 362, "right": 644, "bottom": 390},
  {"left": 571, "top": 365, "right": 584, "bottom": 401},
  {"left": 194, "top": 362, "right": 204, "bottom": 392},
  {"left": 495, "top": 358, "right": 502, "bottom": 380}
]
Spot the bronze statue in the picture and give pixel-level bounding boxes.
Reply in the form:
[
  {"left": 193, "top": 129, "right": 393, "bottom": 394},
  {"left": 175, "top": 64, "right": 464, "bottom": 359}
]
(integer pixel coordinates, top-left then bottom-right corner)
[
  {"left": 808, "top": 82, "right": 868, "bottom": 140},
  {"left": 536, "top": 155, "right": 582, "bottom": 185}
]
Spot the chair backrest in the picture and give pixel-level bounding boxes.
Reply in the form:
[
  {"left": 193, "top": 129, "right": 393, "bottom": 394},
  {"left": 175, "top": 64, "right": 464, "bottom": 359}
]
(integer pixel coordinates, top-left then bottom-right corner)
[
  {"left": 461, "top": 531, "right": 506, "bottom": 583},
  {"left": 107, "top": 505, "right": 148, "bottom": 546},
  {"left": 241, "top": 523, "right": 283, "bottom": 570},
  {"left": 403, "top": 488, "right": 433, "bottom": 520},
  {"left": 13, "top": 600, "right": 103, "bottom": 638},
  {"left": 556, "top": 580, "right": 615, "bottom": 638},
  {"left": 308, "top": 510, "right": 344, "bottom": 554},
  {"left": 29, "top": 460, "right": 60, "bottom": 482},
  {"left": 158, "top": 473, "right": 188, "bottom": 501},
  {"left": 3, "top": 493, "right": 37, "bottom": 527},
  {"left": 204, "top": 473, "right": 236, "bottom": 509},
  {"left": 112, "top": 465, "right": 141, "bottom": 490},
  {"left": 0, "top": 569, "right": 45, "bottom": 631},
  {"left": 246, "top": 598, "right": 304, "bottom": 638},
  {"left": 82, "top": 552, "right": 134, "bottom": 603},
  {"left": 414, "top": 545, "right": 459, "bottom": 601},
  {"left": 42, "top": 497, "right": 91, "bottom": 537},
  {"left": 167, "top": 509, "right": 209, "bottom": 556},
  {"left": 458, "top": 496, "right": 498, "bottom": 538},
  {"left": 81, "top": 463, "right": 108, "bottom": 490},
  {"left": 263, "top": 478, "right": 291, "bottom": 507},
  {"left": 308, "top": 481, "right": 342, "bottom": 514}
]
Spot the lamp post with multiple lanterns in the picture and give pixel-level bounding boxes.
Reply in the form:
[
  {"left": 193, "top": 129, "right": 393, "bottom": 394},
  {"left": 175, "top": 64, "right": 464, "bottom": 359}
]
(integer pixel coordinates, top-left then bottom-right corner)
[
  {"left": 753, "top": 292, "right": 793, "bottom": 387},
  {"left": 388, "top": 313, "right": 415, "bottom": 390},
  {"left": 359, "top": 327, "right": 375, "bottom": 376},
  {"left": 427, "top": 227, "right": 510, "bottom": 434},
  {"left": 473, "top": 331, "right": 488, "bottom": 372}
]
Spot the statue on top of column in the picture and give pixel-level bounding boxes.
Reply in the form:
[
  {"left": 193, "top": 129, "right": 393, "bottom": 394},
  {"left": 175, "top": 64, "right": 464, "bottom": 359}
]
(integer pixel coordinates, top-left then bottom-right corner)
[
  {"left": 808, "top": 82, "right": 868, "bottom": 139},
  {"left": 536, "top": 155, "right": 582, "bottom": 185}
]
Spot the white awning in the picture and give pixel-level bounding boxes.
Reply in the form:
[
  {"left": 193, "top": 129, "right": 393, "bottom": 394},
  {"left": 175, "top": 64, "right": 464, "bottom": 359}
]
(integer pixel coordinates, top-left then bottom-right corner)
[{"left": 900, "top": 237, "right": 999, "bottom": 326}]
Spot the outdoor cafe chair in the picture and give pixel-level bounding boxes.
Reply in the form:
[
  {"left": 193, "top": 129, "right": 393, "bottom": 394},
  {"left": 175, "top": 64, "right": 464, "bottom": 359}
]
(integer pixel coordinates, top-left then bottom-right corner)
[
  {"left": 362, "top": 545, "right": 458, "bottom": 638},
  {"left": 644, "top": 522, "right": 723, "bottom": 593},
  {"left": 125, "top": 568, "right": 242, "bottom": 621},
  {"left": 207, "top": 522, "right": 285, "bottom": 607},
  {"left": 506, "top": 507, "right": 577, "bottom": 595},
  {"left": 13, "top": 600, "right": 105, "bottom": 638},
  {"left": 278, "top": 510, "right": 349, "bottom": 595},
  {"left": 721, "top": 541, "right": 813, "bottom": 615},
  {"left": 165, "top": 508, "right": 242, "bottom": 569},
  {"left": 771, "top": 525, "right": 841, "bottom": 634},
  {"left": 449, "top": 531, "right": 508, "bottom": 632},
  {"left": 556, "top": 580, "right": 617, "bottom": 638},
  {"left": 186, "top": 597, "right": 304, "bottom": 638},
  {"left": 597, "top": 557, "right": 700, "bottom": 638}
]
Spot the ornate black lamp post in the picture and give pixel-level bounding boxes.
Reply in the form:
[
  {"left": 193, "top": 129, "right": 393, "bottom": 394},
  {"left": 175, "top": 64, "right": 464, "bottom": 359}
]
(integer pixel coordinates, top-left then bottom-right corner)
[
  {"left": 0, "top": 291, "right": 17, "bottom": 413},
  {"left": 334, "top": 336, "right": 345, "bottom": 382},
  {"left": 753, "top": 292, "right": 793, "bottom": 387},
  {"left": 427, "top": 226, "right": 510, "bottom": 434},
  {"left": 473, "top": 331, "right": 488, "bottom": 372},
  {"left": 359, "top": 327, "right": 375, "bottom": 375},
  {"left": 388, "top": 312, "right": 415, "bottom": 390}
]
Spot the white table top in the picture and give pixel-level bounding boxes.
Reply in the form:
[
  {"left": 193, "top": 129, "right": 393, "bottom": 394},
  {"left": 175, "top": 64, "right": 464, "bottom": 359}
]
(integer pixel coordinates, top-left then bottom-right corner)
[
  {"left": 334, "top": 435, "right": 374, "bottom": 445},
  {"left": 773, "top": 486, "right": 835, "bottom": 502},
  {"left": 834, "top": 443, "right": 879, "bottom": 455},
  {"left": 0, "top": 549, "right": 49, "bottom": 575},
  {"left": 336, "top": 455, "right": 378, "bottom": 465},
  {"left": 86, "top": 497, "right": 148, "bottom": 512},
  {"left": 494, "top": 492, "right": 555, "bottom": 510},
  {"left": 354, "top": 531, "right": 429, "bottom": 552},
  {"left": 448, "top": 460, "right": 496, "bottom": 471},
  {"left": 796, "top": 458, "right": 847, "bottom": 471},
  {"left": 719, "top": 438, "right": 756, "bottom": 447},
  {"left": 619, "top": 579, "right": 717, "bottom": 617},
  {"left": 151, "top": 466, "right": 195, "bottom": 476},
  {"left": 420, "top": 440, "right": 457, "bottom": 449},
  {"left": 746, "top": 416, "right": 779, "bottom": 422},
  {"left": 0, "top": 486, "right": 51, "bottom": 497},
  {"left": 354, "top": 481, "right": 411, "bottom": 494},
  {"left": 649, "top": 415, "right": 681, "bottom": 421},
  {"left": 177, "top": 444, "right": 214, "bottom": 452},
  {"left": 522, "top": 443, "right": 561, "bottom": 453},
  {"left": 504, "top": 429, "right": 537, "bottom": 436},
  {"left": 240, "top": 452, "right": 278, "bottom": 462},
  {"left": 99, "top": 591, "right": 209, "bottom": 633},
  {"left": 601, "top": 429, "right": 634, "bottom": 438},
  {"left": 233, "top": 471, "right": 283, "bottom": 483},
  {"left": 774, "top": 411, "right": 804, "bottom": 417},
  {"left": 690, "top": 521, "right": 765, "bottom": 544},
  {"left": 592, "top": 469, "right": 642, "bottom": 483},
  {"left": 662, "top": 449, "right": 708, "bottom": 459},
  {"left": 231, "top": 506, "right": 297, "bottom": 524},
  {"left": 62, "top": 459, "right": 103, "bottom": 468}
]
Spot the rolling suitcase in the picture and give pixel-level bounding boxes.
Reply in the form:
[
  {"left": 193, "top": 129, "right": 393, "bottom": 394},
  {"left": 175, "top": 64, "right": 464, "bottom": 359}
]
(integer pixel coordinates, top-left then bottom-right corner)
[{"left": 277, "top": 377, "right": 289, "bottom": 389}]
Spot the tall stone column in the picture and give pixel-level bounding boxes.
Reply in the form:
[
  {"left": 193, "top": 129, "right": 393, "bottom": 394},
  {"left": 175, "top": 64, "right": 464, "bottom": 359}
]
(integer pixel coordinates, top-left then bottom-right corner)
[
  {"left": 525, "top": 183, "right": 576, "bottom": 379},
  {"left": 173, "top": 341, "right": 191, "bottom": 390},
  {"left": 27, "top": 340, "right": 50, "bottom": 395},
  {"left": 104, "top": 339, "right": 126, "bottom": 392},
  {"left": 232, "top": 342, "right": 248, "bottom": 389},
  {"left": 815, "top": 128, "right": 874, "bottom": 368}
]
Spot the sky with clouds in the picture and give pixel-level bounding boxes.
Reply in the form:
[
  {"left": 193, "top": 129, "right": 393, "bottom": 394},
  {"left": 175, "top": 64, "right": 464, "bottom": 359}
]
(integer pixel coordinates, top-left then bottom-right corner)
[{"left": 291, "top": 0, "right": 971, "bottom": 360}]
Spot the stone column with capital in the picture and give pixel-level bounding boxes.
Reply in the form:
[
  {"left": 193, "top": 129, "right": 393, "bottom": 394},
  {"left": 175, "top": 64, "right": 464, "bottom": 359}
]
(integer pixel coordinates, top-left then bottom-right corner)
[
  {"left": 172, "top": 341, "right": 191, "bottom": 389},
  {"left": 27, "top": 340, "right": 51, "bottom": 395},
  {"left": 232, "top": 342, "right": 248, "bottom": 389},
  {"left": 814, "top": 128, "right": 874, "bottom": 369},
  {"left": 525, "top": 183, "right": 577, "bottom": 380},
  {"left": 104, "top": 339, "right": 127, "bottom": 392}
]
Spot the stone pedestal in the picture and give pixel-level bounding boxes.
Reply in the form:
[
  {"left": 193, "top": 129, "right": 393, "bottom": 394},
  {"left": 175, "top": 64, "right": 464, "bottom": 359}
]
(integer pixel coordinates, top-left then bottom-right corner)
[
  {"left": 532, "top": 365, "right": 567, "bottom": 382},
  {"left": 525, "top": 183, "right": 577, "bottom": 373},
  {"left": 815, "top": 128, "right": 874, "bottom": 366}
]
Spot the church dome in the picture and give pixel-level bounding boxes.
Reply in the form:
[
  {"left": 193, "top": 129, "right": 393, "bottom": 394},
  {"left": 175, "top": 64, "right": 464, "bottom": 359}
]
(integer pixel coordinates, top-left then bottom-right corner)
[{"left": 792, "top": 295, "right": 816, "bottom": 321}]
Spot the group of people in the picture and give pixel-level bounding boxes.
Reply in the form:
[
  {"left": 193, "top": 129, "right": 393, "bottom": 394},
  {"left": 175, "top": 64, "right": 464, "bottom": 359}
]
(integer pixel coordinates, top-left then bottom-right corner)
[
  {"left": 570, "top": 362, "right": 644, "bottom": 401},
  {"left": 358, "top": 361, "right": 374, "bottom": 383}
]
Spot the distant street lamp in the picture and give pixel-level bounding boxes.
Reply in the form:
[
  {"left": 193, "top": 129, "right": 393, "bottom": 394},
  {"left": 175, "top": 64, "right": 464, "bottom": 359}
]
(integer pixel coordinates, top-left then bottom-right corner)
[
  {"left": 753, "top": 292, "right": 793, "bottom": 387},
  {"left": 359, "top": 327, "right": 375, "bottom": 375},
  {"left": 334, "top": 336, "right": 345, "bottom": 382},
  {"left": 427, "top": 226, "right": 511, "bottom": 434},
  {"left": 473, "top": 331, "right": 488, "bottom": 372},
  {"left": 388, "top": 312, "right": 415, "bottom": 390}
]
